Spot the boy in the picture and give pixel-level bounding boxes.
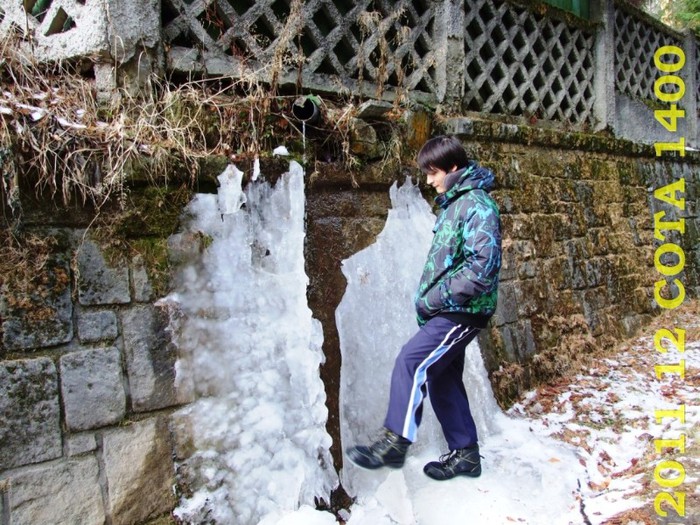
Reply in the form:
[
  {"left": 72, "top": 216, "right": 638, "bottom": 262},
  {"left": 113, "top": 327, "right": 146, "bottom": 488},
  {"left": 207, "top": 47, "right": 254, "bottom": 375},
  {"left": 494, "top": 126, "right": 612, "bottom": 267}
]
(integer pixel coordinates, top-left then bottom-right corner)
[{"left": 345, "top": 135, "right": 502, "bottom": 480}]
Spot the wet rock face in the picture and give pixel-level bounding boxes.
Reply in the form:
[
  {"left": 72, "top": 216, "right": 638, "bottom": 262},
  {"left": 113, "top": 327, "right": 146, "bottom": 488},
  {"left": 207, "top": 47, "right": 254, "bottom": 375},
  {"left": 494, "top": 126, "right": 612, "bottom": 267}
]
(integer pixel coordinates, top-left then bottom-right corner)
[{"left": 305, "top": 187, "right": 393, "bottom": 470}]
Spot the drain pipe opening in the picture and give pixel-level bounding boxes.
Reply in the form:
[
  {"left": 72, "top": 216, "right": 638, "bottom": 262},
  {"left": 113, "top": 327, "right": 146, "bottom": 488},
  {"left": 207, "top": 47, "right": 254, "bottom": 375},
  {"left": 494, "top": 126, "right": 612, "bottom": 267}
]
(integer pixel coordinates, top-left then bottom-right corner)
[{"left": 292, "top": 95, "right": 321, "bottom": 124}]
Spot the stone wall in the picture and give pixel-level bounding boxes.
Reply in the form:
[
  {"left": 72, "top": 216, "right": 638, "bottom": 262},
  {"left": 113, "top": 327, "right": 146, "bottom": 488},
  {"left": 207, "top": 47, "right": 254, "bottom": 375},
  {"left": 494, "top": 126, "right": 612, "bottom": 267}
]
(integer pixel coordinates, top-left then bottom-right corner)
[
  {"left": 0, "top": 227, "right": 183, "bottom": 524},
  {"left": 305, "top": 116, "right": 699, "bottom": 466},
  {"left": 449, "top": 119, "right": 699, "bottom": 398},
  {"left": 1, "top": 116, "right": 698, "bottom": 518}
]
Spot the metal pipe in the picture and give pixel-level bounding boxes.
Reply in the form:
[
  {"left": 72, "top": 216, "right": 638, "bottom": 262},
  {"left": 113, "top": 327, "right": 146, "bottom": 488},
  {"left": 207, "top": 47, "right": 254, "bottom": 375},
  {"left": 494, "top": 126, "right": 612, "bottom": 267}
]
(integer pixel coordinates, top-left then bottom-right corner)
[{"left": 292, "top": 95, "right": 321, "bottom": 124}]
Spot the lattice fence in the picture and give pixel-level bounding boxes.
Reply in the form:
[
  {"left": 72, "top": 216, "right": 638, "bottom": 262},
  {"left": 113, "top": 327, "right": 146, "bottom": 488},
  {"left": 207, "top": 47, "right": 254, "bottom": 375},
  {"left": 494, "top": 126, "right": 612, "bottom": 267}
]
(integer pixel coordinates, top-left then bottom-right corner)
[
  {"left": 163, "top": 0, "right": 600, "bottom": 125},
  {"left": 613, "top": 1, "right": 685, "bottom": 105},
  {"left": 19, "top": 1, "right": 78, "bottom": 36},
  {"left": 4, "top": 0, "right": 697, "bottom": 130},
  {"left": 162, "top": 0, "right": 440, "bottom": 101},
  {"left": 462, "top": 0, "right": 596, "bottom": 125}
]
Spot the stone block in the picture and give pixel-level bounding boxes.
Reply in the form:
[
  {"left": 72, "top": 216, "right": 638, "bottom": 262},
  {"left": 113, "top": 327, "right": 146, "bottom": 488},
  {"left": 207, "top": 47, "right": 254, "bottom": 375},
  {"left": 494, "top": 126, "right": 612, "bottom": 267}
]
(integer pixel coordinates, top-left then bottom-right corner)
[
  {"left": 167, "top": 231, "right": 208, "bottom": 266},
  {"left": 493, "top": 283, "right": 518, "bottom": 326},
  {"left": 585, "top": 258, "right": 607, "bottom": 288},
  {"left": 65, "top": 433, "right": 98, "bottom": 457},
  {"left": 60, "top": 347, "right": 126, "bottom": 431},
  {"left": 95, "top": 64, "right": 117, "bottom": 104},
  {"left": 543, "top": 256, "right": 572, "bottom": 291},
  {"left": 168, "top": 46, "right": 204, "bottom": 72},
  {"left": 102, "top": 417, "right": 176, "bottom": 525},
  {"left": 499, "top": 242, "right": 517, "bottom": 282},
  {"left": 517, "top": 260, "right": 538, "bottom": 279},
  {"left": 515, "top": 319, "right": 537, "bottom": 358},
  {"left": 496, "top": 164, "right": 522, "bottom": 191},
  {"left": 566, "top": 258, "right": 588, "bottom": 291},
  {"left": 356, "top": 100, "right": 394, "bottom": 119},
  {"left": 0, "top": 358, "right": 61, "bottom": 470},
  {"left": 76, "top": 239, "right": 131, "bottom": 306},
  {"left": 402, "top": 108, "right": 433, "bottom": 150},
  {"left": 307, "top": 190, "right": 392, "bottom": 220},
  {"left": 588, "top": 227, "right": 612, "bottom": 256},
  {"left": 0, "top": 479, "right": 6, "bottom": 520},
  {"left": 1, "top": 456, "right": 104, "bottom": 525},
  {"left": 131, "top": 254, "right": 154, "bottom": 302},
  {"left": 614, "top": 93, "right": 688, "bottom": 147},
  {"left": 533, "top": 214, "right": 568, "bottom": 256},
  {"left": 0, "top": 252, "right": 73, "bottom": 352},
  {"left": 349, "top": 119, "right": 383, "bottom": 159},
  {"left": 566, "top": 205, "right": 588, "bottom": 237},
  {"left": 514, "top": 279, "right": 541, "bottom": 317},
  {"left": 496, "top": 192, "right": 516, "bottom": 213},
  {"left": 122, "top": 305, "right": 179, "bottom": 412},
  {"left": 498, "top": 324, "right": 519, "bottom": 362},
  {"left": 512, "top": 239, "right": 536, "bottom": 260},
  {"left": 579, "top": 289, "right": 608, "bottom": 336},
  {"left": 546, "top": 289, "right": 584, "bottom": 317},
  {"left": 502, "top": 212, "right": 533, "bottom": 239},
  {"left": 444, "top": 117, "right": 474, "bottom": 137},
  {"left": 106, "top": 0, "right": 161, "bottom": 64},
  {"left": 77, "top": 309, "right": 118, "bottom": 343}
]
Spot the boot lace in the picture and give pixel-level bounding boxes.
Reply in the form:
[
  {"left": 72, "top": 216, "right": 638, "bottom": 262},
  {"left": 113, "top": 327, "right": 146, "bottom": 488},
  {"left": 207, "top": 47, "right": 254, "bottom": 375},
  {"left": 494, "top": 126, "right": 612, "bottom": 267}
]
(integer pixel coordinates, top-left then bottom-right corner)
[
  {"left": 438, "top": 448, "right": 481, "bottom": 466},
  {"left": 369, "top": 429, "right": 407, "bottom": 453},
  {"left": 438, "top": 450, "right": 459, "bottom": 466}
]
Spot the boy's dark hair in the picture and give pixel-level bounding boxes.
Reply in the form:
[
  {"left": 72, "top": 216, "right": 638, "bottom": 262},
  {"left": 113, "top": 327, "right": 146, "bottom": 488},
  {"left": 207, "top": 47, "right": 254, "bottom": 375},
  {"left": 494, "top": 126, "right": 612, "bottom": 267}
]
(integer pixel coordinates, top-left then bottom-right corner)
[{"left": 417, "top": 135, "right": 469, "bottom": 173}]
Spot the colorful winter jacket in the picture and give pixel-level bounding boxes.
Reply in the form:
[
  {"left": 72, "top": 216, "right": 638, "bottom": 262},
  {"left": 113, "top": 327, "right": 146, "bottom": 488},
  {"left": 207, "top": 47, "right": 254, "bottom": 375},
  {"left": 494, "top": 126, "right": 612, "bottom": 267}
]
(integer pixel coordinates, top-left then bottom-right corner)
[{"left": 415, "top": 162, "right": 502, "bottom": 326}]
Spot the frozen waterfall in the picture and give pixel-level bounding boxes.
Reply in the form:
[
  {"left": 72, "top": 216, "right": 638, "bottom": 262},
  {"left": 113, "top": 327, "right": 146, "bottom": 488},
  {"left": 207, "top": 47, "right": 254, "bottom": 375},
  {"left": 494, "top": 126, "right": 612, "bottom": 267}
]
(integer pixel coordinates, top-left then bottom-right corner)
[
  {"left": 166, "top": 162, "right": 337, "bottom": 525},
  {"left": 164, "top": 163, "right": 588, "bottom": 525},
  {"left": 337, "top": 178, "right": 587, "bottom": 525}
]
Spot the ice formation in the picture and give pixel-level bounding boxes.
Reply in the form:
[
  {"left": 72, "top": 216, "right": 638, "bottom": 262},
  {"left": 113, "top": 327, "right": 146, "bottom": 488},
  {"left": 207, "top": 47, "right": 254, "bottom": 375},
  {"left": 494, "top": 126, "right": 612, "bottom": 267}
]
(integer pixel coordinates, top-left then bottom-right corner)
[
  {"left": 167, "top": 161, "right": 337, "bottom": 524},
  {"left": 161, "top": 165, "right": 613, "bottom": 525},
  {"left": 337, "top": 177, "right": 588, "bottom": 524}
]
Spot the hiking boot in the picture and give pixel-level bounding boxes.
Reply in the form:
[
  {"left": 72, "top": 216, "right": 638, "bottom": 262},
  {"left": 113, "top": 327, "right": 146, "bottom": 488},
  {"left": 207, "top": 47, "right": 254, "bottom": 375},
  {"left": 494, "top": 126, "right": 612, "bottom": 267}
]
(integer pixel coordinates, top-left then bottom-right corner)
[
  {"left": 345, "top": 428, "right": 411, "bottom": 470},
  {"left": 423, "top": 444, "right": 482, "bottom": 480}
]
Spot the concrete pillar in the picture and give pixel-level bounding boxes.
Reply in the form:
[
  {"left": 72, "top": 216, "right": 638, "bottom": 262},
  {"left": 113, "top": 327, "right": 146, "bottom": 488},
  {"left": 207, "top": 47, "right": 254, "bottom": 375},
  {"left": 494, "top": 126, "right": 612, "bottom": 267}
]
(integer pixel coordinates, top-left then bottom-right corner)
[
  {"left": 682, "top": 31, "right": 698, "bottom": 149},
  {"left": 437, "top": 0, "right": 465, "bottom": 111},
  {"left": 590, "top": 0, "right": 616, "bottom": 132}
]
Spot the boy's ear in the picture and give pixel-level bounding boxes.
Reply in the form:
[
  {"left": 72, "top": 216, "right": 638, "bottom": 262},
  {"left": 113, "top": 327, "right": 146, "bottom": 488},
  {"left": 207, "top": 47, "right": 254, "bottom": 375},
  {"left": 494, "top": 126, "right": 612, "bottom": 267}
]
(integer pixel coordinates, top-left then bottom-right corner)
[{"left": 449, "top": 165, "right": 458, "bottom": 173}]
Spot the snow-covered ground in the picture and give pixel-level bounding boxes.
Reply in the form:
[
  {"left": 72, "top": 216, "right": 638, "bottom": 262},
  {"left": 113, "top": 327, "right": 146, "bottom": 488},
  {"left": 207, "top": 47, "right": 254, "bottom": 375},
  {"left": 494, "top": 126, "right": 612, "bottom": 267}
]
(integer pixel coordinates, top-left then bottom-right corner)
[
  {"left": 166, "top": 160, "right": 697, "bottom": 525},
  {"left": 511, "top": 329, "right": 699, "bottom": 524}
]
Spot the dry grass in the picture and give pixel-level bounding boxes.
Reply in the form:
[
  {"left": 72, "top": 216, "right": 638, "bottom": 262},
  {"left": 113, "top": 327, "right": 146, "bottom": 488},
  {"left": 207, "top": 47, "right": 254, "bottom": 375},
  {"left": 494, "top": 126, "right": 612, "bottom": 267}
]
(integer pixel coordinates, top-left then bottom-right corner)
[
  {"left": 0, "top": 26, "right": 398, "bottom": 217},
  {"left": 0, "top": 29, "right": 289, "bottom": 213},
  {"left": 0, "top": 17, "right": 415, "bottom": 297},
  {"left": 0, "top": 232, "right": 58, "bottom": 292},
  {"left": 0, "top": 31, "right": 212, "bottom": 210}
]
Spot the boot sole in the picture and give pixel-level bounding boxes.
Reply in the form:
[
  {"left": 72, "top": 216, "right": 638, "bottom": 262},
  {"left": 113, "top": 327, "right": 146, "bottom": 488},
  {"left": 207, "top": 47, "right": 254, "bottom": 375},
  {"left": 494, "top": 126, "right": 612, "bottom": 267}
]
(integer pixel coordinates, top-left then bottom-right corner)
[{"left": 424, "top": 467, "right": 482, "bottom": 480}]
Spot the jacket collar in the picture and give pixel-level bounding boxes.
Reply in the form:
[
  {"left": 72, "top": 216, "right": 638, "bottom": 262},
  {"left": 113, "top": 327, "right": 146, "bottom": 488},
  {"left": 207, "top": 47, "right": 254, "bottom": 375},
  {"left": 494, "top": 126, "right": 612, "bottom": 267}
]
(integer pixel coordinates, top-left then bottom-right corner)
[{"left": 434, "top": 162, "right": 494, "bottom": 209}]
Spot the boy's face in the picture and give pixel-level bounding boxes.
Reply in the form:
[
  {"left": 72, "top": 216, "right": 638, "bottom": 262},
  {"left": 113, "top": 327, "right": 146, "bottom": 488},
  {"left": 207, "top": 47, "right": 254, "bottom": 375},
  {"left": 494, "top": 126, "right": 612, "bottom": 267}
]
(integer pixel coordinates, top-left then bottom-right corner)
[{"left": 425, "top": 165, "right": 457, "bottom": 194}]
